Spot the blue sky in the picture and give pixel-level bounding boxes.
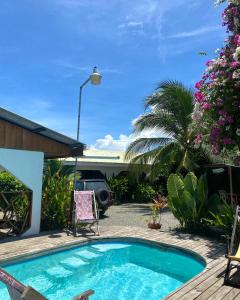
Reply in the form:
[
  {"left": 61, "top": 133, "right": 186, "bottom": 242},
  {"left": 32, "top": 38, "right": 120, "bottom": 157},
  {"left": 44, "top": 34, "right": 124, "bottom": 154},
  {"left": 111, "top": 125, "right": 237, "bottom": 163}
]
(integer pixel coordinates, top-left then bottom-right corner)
[{"left": 0, "top": 0, "right": 225, "bottom": 150}]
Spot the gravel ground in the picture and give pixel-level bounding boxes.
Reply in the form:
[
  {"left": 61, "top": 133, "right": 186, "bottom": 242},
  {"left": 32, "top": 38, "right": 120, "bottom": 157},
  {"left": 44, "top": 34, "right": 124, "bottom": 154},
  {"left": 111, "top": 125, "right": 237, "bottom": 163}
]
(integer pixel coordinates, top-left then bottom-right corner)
[{"left": 99, "top": 203, "right": 179, "bottom": 231}]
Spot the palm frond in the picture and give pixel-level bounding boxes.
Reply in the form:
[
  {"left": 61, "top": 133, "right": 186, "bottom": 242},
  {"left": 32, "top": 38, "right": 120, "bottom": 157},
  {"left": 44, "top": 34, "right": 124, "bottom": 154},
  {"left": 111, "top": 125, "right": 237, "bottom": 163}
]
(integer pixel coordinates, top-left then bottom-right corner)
[
  {"left": 145, "top": 80, "right": 194, "bottom": 132},
  {"left": 125, "top": 137, "right": 171, "bottom": 161},
  {"left": 126, "top": 80, "right": 211, "bottom": 176},
  {"left": 126, "top": 148, "right": 161, "bottom": 182},
  {"left": 133, "top": 112, "right": 179, "bottom": 137},
  {"left": 151, "top": 142, "right": 180, "bottom": 166}
]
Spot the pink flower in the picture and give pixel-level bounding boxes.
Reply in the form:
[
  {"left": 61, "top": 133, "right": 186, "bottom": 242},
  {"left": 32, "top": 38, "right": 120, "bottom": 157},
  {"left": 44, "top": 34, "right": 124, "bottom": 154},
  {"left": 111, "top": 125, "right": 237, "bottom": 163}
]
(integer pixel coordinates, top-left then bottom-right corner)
[
  {"left": 195, "top": 133, "right": 203, "bottom": 145},
  {"left": 206, "top": 60, "right": 213, "bottom": 67},
  {"left": 216, "top": 98, "right": 224, "bottom": 106},
  {"left": 195, "top": 81, "right": 203, "bottom": 89},
  {"left": 218, "top": 119, "right": 225, "bottom": 126},
  {"left": 223, "top": 137, "right": 233, "bottom": 145},
  {"left": 217, "top": 59, "right": 227, "bottom": 67},
  {"left": 226, "top": 116, "right": 234, "bottom": 123},
  {"left": 202, "top": 74, "right": 208, "bottom": 80},
  {"left": 211, "top": 144, "right": 220, "bottom": 155},
  {"left": 210, "top": 127, "right": 221, "bottom": 141},
  {"left": 194, "top": 92, "right": 205, "bottom": 103},
  {"left": 219, "top": 109, "right": 228, "bottom": 117},
  {"left": 231, "top": 61, "right": 239, "bottom": 68},
  {"left": 236, "top": 35, "right": 240, "bottom": 46},
  {"left": 202, "top": 103, "right": 211, "bottom": 109},
  {"left": 210, "top": 73, "right": 217, "bottom": 80}
]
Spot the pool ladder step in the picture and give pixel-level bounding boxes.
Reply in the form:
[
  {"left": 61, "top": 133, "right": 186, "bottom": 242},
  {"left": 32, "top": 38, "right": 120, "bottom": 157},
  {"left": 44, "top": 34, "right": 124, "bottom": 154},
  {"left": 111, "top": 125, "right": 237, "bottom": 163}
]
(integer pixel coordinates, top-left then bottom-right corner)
[
  {"left": 45, "top": 265, "right": 73, "bottom": 278},
  {"left": 74, "top": 249, "right": 102, "bottom": 260},
  {"left": 60, "top": 256, "right": 89, "bottom": 269}
]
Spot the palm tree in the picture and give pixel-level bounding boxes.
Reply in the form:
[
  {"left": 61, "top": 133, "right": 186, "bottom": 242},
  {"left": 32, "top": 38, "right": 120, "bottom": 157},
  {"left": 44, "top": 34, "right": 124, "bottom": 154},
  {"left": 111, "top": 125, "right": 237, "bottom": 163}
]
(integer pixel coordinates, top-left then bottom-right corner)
[{"left": 125, "top": 80, "right": 208, "bottom": 176}]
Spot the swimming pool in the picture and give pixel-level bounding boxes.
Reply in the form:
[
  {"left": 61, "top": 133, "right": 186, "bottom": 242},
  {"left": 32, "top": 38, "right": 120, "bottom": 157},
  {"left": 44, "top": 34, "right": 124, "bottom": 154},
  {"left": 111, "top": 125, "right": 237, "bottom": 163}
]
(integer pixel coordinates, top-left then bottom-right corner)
[{"left": 0, "top": 239, "right": 205, "bottom": 300}]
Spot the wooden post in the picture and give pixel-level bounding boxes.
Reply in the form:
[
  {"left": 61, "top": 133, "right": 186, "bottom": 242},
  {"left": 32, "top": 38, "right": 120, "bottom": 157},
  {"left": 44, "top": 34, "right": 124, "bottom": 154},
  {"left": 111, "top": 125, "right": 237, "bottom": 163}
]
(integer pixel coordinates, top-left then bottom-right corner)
[{"left": 229, "top": 165, "right": 234, "bottom": 207}]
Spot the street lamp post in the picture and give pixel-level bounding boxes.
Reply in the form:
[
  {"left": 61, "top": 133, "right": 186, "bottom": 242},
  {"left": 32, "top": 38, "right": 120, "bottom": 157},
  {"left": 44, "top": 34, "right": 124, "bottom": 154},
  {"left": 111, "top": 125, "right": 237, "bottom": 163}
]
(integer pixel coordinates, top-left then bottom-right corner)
[{"left": 73, "top": 67, "right": 102, "bottom": 190}]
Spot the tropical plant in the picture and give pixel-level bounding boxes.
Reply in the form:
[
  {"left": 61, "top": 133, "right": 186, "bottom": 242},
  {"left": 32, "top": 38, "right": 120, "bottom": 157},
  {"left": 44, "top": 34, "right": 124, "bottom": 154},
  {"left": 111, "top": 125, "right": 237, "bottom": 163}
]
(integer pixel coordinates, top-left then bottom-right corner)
[
  {"left": 41, "top": 160, "right": 73, "bottom": 230},
  {"left": 133, "top": 183, "right": 156, "bottom": 203},
  {"left": 205, "top": 200, "right": 239, "bottom": 237},
  {"left": 193, "top": 0, "right": 240, "bottom": 155},
  {"left": 167, "top": 172, "right": 222, "bottom": 229},
  {"left": 43, "top": 159, "right": 75, "bottom": 179},
  {"left": 107, "top": 176, "right": 129, "bottom": 202},
  {"left": 126, "top": 80, "right": 212, "bottom": 177},
  {"left": 150, "top": 194, "right": 167, "bottom": 224}
]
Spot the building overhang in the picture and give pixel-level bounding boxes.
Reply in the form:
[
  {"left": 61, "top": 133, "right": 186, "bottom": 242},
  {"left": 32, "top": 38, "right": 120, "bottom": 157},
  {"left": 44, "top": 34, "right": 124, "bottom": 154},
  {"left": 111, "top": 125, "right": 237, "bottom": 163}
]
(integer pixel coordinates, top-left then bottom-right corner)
[{"left": 0, "top": 107, "right": 84, "bottom": 158}]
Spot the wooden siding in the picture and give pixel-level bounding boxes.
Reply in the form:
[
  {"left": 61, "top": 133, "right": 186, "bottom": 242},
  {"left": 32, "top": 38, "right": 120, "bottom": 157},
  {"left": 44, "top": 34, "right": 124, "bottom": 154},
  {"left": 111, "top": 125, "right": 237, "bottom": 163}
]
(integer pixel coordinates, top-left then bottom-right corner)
[{"left": 0, "top": 119, "right": 81, "bottom": 158}]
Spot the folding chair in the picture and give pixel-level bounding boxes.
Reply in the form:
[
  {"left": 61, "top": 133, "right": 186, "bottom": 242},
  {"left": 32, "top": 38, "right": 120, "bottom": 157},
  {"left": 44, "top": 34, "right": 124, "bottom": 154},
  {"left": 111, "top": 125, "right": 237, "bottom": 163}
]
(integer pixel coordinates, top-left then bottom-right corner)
[
  {"left": 224, "top": 205, "right": 240, "bottom": 286},
  {"left": 73, "top": 190, "right": 99, "bottom": 236},
  {"left": 0, "top": 268, "right": 94, "bottom": 300}
]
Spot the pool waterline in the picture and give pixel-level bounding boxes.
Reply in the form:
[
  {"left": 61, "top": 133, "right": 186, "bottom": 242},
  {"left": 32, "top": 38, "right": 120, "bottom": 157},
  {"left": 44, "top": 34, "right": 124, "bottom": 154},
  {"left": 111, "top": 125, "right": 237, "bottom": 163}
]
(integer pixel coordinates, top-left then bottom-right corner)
[{"left": 0, "top": 238, "right": 206, "bottom": 300}]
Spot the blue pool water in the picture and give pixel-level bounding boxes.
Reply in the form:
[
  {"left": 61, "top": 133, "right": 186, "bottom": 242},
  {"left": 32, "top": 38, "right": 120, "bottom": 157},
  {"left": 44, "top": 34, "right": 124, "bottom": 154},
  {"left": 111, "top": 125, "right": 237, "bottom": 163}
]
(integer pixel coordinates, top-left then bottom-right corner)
[{"left": 0, "top": 240, "right": 205, "bottom": 300}]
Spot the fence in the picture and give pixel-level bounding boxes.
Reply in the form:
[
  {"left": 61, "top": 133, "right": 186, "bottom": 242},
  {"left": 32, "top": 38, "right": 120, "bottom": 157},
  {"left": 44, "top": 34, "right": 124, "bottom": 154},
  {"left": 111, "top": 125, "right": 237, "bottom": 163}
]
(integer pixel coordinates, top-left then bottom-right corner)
[{"left": 0, "top": 191, "right": 32, "bottom": 237}]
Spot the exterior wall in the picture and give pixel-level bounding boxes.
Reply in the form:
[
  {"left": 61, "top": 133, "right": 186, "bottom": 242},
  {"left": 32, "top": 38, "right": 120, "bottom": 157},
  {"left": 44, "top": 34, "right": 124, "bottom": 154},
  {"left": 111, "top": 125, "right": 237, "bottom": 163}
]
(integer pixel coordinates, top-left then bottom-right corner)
[
  {"left": 0, "top": 148, "right": 44, "bottom": 236},
  {"left": 63, "top": 149, "right": 129, "bottom": 178},
  {"left": 76, "top": 163, "right": 128, "bottom": 178}
]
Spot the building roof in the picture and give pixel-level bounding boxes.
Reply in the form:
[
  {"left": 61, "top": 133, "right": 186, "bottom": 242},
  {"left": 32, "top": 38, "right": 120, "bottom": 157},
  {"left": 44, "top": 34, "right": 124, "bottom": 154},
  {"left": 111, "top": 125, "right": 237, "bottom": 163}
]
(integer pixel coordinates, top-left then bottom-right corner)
[
  {"left": 0, "top": 107, "right": 84, "bottom": 158},
  {"left": 64, "top": 149, "right": 128, "bottom": 165}
]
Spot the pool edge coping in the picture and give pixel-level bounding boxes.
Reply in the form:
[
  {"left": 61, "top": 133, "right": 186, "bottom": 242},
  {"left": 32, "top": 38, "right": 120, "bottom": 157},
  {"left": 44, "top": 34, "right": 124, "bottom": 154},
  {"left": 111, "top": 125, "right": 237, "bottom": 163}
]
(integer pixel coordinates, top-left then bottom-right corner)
[{"left": 0, "top": 236, "right": 207, "bottom": 271}]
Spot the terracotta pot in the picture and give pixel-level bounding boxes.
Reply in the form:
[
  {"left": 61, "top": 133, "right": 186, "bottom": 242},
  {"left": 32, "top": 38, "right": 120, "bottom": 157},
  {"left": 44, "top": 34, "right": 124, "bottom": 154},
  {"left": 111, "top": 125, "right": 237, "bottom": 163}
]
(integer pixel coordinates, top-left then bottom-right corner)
[{"left": 148, "top": 222, "right": 162, "bottom": 230}]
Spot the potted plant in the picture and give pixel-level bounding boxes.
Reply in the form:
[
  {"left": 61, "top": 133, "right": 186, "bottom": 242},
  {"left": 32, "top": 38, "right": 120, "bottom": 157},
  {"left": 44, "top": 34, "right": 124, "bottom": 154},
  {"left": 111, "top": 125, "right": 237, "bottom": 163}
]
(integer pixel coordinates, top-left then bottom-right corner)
[{"left": 148, "top": 194, "right": 167, "bottom": 230}]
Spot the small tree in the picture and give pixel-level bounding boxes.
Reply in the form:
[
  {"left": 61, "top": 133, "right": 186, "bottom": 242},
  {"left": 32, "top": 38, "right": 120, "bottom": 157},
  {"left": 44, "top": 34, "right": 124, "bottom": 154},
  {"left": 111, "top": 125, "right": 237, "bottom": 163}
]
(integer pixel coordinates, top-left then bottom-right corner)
[
  {"left": 41, "top": 160, "right": 72, "bottom": 230},
  {"left": 126, "top": 81, "right": 211, "bottom": 175}
]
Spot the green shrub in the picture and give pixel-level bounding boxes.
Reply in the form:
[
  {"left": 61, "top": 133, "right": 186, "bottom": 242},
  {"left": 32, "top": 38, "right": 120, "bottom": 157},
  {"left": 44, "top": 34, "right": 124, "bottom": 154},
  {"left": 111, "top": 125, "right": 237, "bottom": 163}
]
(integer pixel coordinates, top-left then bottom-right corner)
[
  {"left": 167, "top": 172, "right": 222, "bottom": 229},
  {"left": 0, "top": 171, "right": 30, "bottom": 232},
  {"left": 107, "top": 176, "right": 129, "bottom": 202},
  {"left": 133, "top": 183, "right": 156, "bottom": 203},
  {"left": 0, "top": 171, "right": 26, "bottom": 191},
  {"left": 41, "top": 160, "right": 72, "bottom": 230},
  {"left": 205, "top": 201, "right": 238, "bottom": 237}
]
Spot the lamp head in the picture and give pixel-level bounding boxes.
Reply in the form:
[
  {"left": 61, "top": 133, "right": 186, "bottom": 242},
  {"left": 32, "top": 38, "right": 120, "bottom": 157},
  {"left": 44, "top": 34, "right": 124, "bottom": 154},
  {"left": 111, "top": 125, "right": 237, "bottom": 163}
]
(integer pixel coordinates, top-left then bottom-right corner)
[{"left": 90, "top": 66, "right": 102, "bottom": 85}]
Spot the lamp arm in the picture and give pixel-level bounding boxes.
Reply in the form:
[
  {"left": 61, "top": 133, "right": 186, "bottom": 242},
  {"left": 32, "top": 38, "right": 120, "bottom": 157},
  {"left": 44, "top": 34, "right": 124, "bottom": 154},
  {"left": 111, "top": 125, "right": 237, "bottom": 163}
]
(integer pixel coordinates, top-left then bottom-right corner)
[{"left": 80, "top": 77, "right": 91, "bottom": 89}]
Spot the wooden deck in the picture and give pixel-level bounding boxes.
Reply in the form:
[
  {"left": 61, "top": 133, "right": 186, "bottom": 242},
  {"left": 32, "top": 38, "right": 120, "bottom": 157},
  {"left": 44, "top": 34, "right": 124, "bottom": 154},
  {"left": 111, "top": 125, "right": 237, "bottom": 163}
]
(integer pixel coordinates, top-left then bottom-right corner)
[{"left": 0, "top": 225, "right": 239, "bottom": 300}]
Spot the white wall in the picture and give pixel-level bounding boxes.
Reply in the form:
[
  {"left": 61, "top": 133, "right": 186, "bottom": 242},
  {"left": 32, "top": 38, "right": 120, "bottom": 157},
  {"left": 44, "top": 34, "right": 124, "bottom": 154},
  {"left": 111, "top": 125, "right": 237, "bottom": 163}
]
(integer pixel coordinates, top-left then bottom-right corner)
[
  {"left": 76, "top": 164, "right": 128, "bottom": 178},
  {"left": 0, "top": 148, "right": 44, "bottom": 236}
]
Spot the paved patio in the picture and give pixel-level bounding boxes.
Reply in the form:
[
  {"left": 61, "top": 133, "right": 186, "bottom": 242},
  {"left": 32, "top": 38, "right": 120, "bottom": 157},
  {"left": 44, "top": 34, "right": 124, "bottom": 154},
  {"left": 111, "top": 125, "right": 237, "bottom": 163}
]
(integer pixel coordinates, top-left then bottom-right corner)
[
  {"left": 100, "top": 203, "right": 179, "bottom": 230},
  {"left": 0, "top": 225, "right": 238, "bottom": 299}
]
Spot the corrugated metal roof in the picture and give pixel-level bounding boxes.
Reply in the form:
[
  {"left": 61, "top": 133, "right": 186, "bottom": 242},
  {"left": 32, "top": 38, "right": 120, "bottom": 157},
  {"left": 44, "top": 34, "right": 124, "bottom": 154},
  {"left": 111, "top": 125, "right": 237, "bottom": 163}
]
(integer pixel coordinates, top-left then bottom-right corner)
[{"left": 0, "top": 107, "right": 84, "bottom": 150}]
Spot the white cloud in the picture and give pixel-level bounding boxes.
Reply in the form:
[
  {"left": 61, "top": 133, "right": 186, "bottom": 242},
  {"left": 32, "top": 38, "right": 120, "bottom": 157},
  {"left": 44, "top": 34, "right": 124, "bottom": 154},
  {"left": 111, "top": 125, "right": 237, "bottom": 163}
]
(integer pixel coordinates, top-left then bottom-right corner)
[
  {"left": 90, "top": 128, "right": 168, "bottom": 151},
  {"left": 118, "top": 21, "right": 143, "bottom": 30},
  {"left": 168, "top": 25, "right": 220, "bottom": 39},
  {"left": 91, "top": 134, "right": 131, "bottom": 151},
  {"left": 91, "top": 113, "right": 169, "bottom": 151},
  {"left": 53, "top": 60, "right": 123, "bottom": 77}
]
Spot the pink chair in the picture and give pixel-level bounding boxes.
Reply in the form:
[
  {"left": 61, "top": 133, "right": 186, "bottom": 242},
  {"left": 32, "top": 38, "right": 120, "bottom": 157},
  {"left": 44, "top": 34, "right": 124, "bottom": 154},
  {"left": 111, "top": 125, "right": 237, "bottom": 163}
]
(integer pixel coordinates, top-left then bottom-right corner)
[
  {"left": 0, "top": 268, "right": 45, "bottom": 300},
  {"left": 73, "top": 191, "right": 99, "bottom": 236},
  {"left": 0, "top": 268, "right": 94, "bottom": 300}
]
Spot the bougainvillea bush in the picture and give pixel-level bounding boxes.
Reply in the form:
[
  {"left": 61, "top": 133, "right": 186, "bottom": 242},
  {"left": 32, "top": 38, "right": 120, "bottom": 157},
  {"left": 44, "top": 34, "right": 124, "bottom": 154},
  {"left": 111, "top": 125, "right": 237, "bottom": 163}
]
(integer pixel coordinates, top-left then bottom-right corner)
[{"left": 193, "top": 0, "right": 240, "bottom": 156}]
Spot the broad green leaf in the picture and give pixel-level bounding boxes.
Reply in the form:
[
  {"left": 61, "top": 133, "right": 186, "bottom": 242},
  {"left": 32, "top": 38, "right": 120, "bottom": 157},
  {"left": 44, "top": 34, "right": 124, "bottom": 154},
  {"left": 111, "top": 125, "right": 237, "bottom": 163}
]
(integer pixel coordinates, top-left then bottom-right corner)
[
  {"left": 181, "top": 190, "right": 196, "bottom": 212},
  {"left": 207, "top": 193, "right": 222, "bottom": 215},
  {"left": 167, "top": 174, "right": 184, "bottom": 200},
  {"left": 196, "top": 175, "right": 207, "bottom": 208},
  {"left": 183, "top": 172, "right": 197, "bottom": 195}
]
